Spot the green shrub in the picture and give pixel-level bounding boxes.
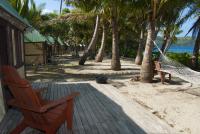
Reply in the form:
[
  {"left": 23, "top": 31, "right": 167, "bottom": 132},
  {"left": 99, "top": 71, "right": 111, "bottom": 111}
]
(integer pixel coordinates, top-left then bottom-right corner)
[
  {"left": 153, "top": 52, "right": 192, "bottom": 66},
  {"left": 166, "top": 53, "right": 191, "bottom": 66}
]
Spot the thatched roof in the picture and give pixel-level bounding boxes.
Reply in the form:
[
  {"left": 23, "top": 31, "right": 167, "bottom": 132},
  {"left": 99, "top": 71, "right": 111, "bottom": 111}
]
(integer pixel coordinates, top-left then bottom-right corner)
[{"left": 41, "top": 13, "right": 95, "bottom": 26}]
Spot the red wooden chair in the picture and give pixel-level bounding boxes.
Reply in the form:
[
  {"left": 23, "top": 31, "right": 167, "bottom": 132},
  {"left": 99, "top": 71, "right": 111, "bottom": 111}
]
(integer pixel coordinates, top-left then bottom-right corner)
[{"left": 1, "top": 66, "right": 80, "bottom": 134}]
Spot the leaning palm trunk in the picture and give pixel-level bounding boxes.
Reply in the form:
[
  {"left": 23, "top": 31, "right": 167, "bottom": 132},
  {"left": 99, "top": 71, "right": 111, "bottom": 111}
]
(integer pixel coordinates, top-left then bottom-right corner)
[
  {"left": 135, "top": 30, "right": 144, "bottom": 65},
  {"left": 160, "top": 30, "right": 170, "bottom": 53},
  {"left": 111, "top": 7, "right": 121, "bottom": 71},
  {"left": 192, "top": 30, "right": 200, "bottom": 69},
  {"left": 95, "top": 24, "right": 107, "bottom": 62},
  {"left": 79, "top": 15, "right": 100, "bottom": 65},
  {"left": 140, "top": 13, "right": 156, "bottom": 82}
]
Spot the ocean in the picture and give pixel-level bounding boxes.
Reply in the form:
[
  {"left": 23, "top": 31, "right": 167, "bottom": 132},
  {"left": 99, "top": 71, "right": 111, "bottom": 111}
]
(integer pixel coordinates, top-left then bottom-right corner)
[{"left": 154, "top": 44, "right": 194, "bottom": 54}]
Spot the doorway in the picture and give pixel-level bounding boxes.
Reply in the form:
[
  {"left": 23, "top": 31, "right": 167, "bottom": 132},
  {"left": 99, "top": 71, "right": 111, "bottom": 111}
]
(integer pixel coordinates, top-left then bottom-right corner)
[{"left": 0, "top": 22, "right": 13, "bottom": 112}]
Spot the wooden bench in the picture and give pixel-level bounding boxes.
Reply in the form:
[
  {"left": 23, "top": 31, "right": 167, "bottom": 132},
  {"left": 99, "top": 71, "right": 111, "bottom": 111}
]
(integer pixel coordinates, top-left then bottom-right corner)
[{"left": 154, "top": 61, "right": 171, "bottom": 84}]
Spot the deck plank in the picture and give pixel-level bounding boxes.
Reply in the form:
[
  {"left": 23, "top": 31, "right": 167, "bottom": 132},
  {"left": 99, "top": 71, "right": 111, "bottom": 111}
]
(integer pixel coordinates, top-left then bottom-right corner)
[
  {"left": 0, "top": 82, "right": 173, "bottom": 134},
  {"left": 82, "top": 84, "right": 119, "bottom": 134}
]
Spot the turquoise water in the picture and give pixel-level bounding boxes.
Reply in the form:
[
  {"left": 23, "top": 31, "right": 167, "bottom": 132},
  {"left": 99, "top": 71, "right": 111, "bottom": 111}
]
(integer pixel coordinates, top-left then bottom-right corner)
[{"left": 154, "top": 44, "right": 194, "bottom": 54}]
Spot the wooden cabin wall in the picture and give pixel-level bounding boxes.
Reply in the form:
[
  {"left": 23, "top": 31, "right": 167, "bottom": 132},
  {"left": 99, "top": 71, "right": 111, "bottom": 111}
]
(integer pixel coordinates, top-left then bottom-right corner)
[
  {"left": 25, "top": 43, "right": 46, "bottom": 65},
  {"left": 0, "top": 17, "right": 25, "bottom": 121}
]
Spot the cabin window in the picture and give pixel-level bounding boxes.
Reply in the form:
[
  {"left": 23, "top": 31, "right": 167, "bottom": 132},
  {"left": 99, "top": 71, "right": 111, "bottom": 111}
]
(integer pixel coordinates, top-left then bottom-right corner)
[{"left": 11, "top": 29, "right": 17, "bottom": 66}]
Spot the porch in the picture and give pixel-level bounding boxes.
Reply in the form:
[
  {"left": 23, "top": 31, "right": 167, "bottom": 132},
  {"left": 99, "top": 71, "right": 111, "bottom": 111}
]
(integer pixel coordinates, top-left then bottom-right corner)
[{"left": 0, "top": 81, "right": 173, "bottom": 134}]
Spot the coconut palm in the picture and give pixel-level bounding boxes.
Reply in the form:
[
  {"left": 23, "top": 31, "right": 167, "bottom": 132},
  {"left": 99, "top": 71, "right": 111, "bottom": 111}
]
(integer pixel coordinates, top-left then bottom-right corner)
[
  {"left": 139, "top": 0, "right": 158, "bottom": 82},
  {"left": 102, "top": 0, "right": 129, "bottom": 70},
  {"left": 8, "top": 0, "right": 44, "bottom": 27},
  {"left": 186, "top": 0, "right": 200, "bottom": 69},
  {"left": 110, "top": 4, "right": 121, "bottom": 70},
  {"left": 139, "top": 0, "right": 191, "bottom": 82},
  {"left": 135, "top": 29, "right": 145, "bottom": 65},
  {"left": 69, "top": 0, "right": 101, "bottom": 65},
  {"left": 79, "top": 15, "right": 100, "bottom": 65},
  {"left": 159, "top": 1, "right": 191, "bottom": 54},
  {"left": 95, "top": 20, "right": 108, "bottom": 62}
]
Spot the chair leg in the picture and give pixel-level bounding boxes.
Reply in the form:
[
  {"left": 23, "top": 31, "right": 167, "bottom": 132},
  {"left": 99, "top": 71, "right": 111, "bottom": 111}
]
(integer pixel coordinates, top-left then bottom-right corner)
[
  {"left": 66, "top": 99, "right": 74, "bottom": 130},
  {"left": 10, "top": 119, "right": 27, "bottom": 134},
  {"left": 169, "top": 74, "right": 171, "bottom": 81},
  {"left": 159, "top": 72, "right": 165, "bottom": 84}
]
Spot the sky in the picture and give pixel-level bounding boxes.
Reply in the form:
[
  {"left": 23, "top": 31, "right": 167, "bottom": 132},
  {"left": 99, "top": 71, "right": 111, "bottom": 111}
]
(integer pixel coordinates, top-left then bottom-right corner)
[
  {"left": 35, "top": 0, "right": 196, "bottom": 37},
  {"left": 34, "top": 0, "right": 68, "bottom": 14}
]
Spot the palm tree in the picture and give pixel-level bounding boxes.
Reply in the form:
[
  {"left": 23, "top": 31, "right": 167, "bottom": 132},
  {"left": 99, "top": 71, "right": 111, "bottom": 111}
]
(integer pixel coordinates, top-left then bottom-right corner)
[
  {"left": 135, "top": 29, "right": 145, "bottom": 65},
  {"left": 110, "top": 5, "right": 121, "bottom": 70},
  {"left": 79, "top": 15, "right": 100, "bottom": 65},
  {"left": 95, "top": 21, "right": 107, "bottom": 62},
  {"left": 187, "top": 0, "right": 200, "bottom": 69},
  {"left": 69, "top": 1, "right": 101, "bottom": 65},
  {"left": 159, "top": 1, "right": 190, "bottom": 54},
  {"left": 60, "top": 0, "right": 63, "bottom": 14},
  {"left": 8, "top": 0, "right": 44, "bottom": 27},
  {"left": 189, "top": 17, "right": 200, "bottom": 69},
  {"left": 8, "top": 0, "right": 30, "bottom": 17},
  {"left": 102, "top": 0, "right": 128, "bottom": 70},
  {"left": 140, "top": 0, "right": 191, "bottom": 82},
  {"left": 140, "top": 0, "right": 158, "bottom": 82}
]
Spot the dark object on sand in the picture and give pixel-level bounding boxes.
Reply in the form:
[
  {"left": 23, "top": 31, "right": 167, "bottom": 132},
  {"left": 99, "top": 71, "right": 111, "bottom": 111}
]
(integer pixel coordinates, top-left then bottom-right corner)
[{"left": 96, "top": 76, "right": 108, "bottom": 84}]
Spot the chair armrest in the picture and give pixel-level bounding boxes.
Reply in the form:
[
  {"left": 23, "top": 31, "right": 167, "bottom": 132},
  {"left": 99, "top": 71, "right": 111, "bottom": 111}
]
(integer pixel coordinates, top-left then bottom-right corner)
[
  {"left": 8, "top": 92, "right": 80, "bottom": 113},
  {"left": 7, "top": 99, "right": 43, "bottom": 113},
  {"left": 40, "top": 92, "right": 80, "bottom": 112}
]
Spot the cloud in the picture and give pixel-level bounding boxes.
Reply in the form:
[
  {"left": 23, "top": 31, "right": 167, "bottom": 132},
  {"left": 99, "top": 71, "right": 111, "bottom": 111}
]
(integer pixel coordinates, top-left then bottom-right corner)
[{"left": 42, "top": 9, "right": 53, "bottom": 14}]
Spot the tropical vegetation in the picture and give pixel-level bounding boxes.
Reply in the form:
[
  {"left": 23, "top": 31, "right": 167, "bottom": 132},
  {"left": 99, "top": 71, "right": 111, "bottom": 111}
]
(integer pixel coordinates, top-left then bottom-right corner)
[{"left": 8, "top": 0, "right": 200, "bottom": 83}]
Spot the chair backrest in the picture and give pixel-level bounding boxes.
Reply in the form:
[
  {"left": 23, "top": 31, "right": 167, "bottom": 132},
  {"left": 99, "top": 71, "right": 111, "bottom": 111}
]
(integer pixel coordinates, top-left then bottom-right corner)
[
  {"left": 154, "top": 61, "right": 161, "bottom": 71},
  {"left": 1, "top": 65, "right": 21, "bottom": 82},
  {"left": 0, "top": 66, "right": 50, "bottom": 125},
  {"left": 1, "top": 66, "right": 42, "bottom": 107}
]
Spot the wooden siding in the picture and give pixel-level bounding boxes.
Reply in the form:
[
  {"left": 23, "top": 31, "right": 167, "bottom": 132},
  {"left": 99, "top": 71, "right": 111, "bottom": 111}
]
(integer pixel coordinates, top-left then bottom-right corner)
[{"left": 25, "top": 43, "right": 46, "bottom": 65}]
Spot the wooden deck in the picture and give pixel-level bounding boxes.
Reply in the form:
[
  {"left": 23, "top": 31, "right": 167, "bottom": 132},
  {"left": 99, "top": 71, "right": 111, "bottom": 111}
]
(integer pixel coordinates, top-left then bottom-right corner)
[{"left": 0, "top": 82, "right": 173, "bottom": 134}]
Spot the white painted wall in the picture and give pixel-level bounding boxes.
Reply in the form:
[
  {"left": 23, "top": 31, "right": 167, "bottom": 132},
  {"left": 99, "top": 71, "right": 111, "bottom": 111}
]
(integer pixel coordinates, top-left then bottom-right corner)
[{"left": 17, "top": 65, "right": 25, "bottom": 78}]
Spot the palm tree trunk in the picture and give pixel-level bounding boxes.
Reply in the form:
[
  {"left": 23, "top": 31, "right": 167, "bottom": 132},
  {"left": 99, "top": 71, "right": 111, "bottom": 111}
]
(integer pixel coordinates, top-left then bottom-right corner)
[
  {"left": 160, "top": 29, "right": 170, "bottom": 53},
  {"left": 95, "top": 24, "right": 107, "bottom": 62},
  {"left": 192, "top": 30, "right": 200, "bottom": 69},
  {"left": 60, "top": 0, "right": 63, "bottom": 14},
  {"left": 79, "top": 15, "right": 100, "bottom": 65},
  {"left": 111, "top": 7, "right": 121, "bottom": 71},
  {"left": 140, "top": 12, "right": 156, "bottom": 83},
  {"left": 135, "top": 30, "right": 144, "bottom": 65}
]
